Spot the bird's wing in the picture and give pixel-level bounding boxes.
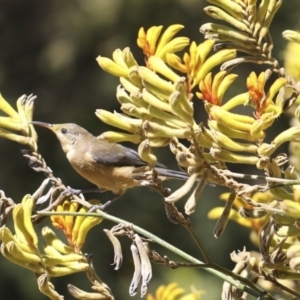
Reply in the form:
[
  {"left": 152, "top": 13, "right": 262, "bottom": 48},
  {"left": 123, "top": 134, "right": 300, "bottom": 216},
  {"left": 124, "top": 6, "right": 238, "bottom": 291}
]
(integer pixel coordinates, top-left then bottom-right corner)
[{"left": 90, "top": 141, "right": 165, "bottom": 168}]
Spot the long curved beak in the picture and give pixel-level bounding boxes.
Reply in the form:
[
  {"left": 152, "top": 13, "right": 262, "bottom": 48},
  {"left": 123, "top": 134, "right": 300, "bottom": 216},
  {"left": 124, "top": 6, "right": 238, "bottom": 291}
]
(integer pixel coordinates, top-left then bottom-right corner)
[{"left": 29, "top": 121, "right": 54, "bottom": 130}]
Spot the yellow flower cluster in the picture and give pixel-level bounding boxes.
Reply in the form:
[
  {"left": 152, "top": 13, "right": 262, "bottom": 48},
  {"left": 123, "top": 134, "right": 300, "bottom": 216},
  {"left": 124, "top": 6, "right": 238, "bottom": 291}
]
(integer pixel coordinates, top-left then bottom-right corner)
[
  {"left": 93, "top": 22, "right": 300, "bottom": 226},
  {"left": 0, "top": 195, "right": 93, "bottom": 298},
  {"left": 201, "top": 0, "right": 282, "bottom": 55},
  {"left": 51, "top": 199, "right": 103, "bottom": 251},
  {"left": 0, "top": 94, "right": 37, "bottom": 151},
  {"left": 96, "top": 24, "right": 297, "bottom": 174},
  {"left": 0, "top": 191, "right": 107, "bottom": 297},
  {"left": 137, "top": 25, "right": 189, "bottom": 62}
]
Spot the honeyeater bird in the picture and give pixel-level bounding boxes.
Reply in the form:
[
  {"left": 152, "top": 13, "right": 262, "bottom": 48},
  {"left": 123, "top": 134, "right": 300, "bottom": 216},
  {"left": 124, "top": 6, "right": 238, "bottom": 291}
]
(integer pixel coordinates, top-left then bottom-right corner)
[{"left": 31, "top": 122, "right": 194, "bottom": 209}]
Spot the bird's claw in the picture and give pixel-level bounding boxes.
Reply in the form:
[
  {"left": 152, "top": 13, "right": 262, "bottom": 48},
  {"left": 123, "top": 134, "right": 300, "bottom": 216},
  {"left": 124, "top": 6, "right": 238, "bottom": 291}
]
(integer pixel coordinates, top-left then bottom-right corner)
[
  {"left": 61, "top": 188, "right": 82, "bottom": 197},
  {"left": 88, "top": 204, "right": 107, "bottom": 212},
  {"left": 88, "top": 197, "right": 118, "bottom": 212}
]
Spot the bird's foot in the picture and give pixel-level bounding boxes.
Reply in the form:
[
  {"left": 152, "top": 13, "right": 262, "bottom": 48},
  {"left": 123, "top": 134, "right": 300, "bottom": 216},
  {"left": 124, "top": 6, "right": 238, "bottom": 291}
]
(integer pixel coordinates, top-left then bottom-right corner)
[
  {"left": 88, "top": 194, "right": 122, "bottom": 212},
  {"left": 88, "top": 201, "right": 110, "bottom": 212},
  {"left": 61, "top": 188, "right": 83, "bottom": 197},
  {"left": 61, "top": 188, "right": 104, "bottom": 197}
]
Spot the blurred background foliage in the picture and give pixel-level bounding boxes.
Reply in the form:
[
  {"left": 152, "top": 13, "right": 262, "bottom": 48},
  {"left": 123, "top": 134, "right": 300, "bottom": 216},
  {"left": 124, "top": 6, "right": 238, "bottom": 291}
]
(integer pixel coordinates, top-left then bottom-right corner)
[{"left": 0, "top": 0, "right": 299, "bottom": 299}]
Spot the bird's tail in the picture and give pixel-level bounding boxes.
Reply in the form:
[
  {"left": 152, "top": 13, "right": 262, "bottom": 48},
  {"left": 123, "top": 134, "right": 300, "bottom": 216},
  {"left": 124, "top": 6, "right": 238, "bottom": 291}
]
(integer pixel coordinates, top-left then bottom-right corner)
[
  {"left": 132, "top": 166, "right": 206, "bottom": 184},
  {"left": 156, "top": 167, "right": 191, "bottom": 181}
]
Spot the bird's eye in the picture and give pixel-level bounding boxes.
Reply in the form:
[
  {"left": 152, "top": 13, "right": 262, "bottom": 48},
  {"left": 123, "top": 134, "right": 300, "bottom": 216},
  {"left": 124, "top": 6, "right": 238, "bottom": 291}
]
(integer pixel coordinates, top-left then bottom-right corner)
[{"left": 61, "top": 128, "right": 67, "bottom": 134}]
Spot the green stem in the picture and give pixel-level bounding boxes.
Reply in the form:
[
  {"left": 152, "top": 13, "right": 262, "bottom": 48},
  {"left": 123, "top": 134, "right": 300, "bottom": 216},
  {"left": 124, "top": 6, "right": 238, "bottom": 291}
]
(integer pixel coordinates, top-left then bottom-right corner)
[
  {"left": 38, "top": 210, "right": 276, "bottom": 299},
  {"left": 183, "top": 223, "right": 213, "bottom": 264}
]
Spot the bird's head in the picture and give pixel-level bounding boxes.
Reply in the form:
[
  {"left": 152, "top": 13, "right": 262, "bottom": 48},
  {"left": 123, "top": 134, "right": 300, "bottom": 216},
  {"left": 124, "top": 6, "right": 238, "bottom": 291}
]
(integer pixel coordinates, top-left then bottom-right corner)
[{"left": 30, "top": 122, "right": 92, "bottom": 153}]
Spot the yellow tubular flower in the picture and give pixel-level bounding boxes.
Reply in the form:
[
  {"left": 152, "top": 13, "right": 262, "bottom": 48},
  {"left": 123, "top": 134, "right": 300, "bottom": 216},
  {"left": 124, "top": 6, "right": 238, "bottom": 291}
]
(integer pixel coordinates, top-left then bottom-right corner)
[
  {"left": 211, "top": 129, "right": 258, "bottom": 153},
  {"left": 95, "top": 109, "right": 140, "bottom": 134},
  {"left": 73, "top": 215, "right": 103, "bottom": 251},
  {"left": 99, "top": 131, "right": 141, "bottom": 144},
  {"left": 50, "top": 199, "right": 103, "bottom": 250},
  {"left": 13, "top": 195, "right": 39, "bottom": 251},
  {"left": 0, "top": 128, "right": 32, "bottom": 146},
  {"left": 197, "top": 71, "right": 238, "bottom": 105},
  {"left": 137, "top": 25, "right": 189, "bottom": 62},
  {"left": 96, "top": 47, "right": 140, "bottom": 80},
  {"left": 0, "top": 93, "right": 20, "bottom": 119},
  {"left": 263, "top": 77, "right": 287, "bottom": 115},
  {"left": 96, "top": 55, "right": 129, "bottom": 78},
  {"left": 148, "top": 56, "right": 181, "bottom": 82},
  {"left": 166, "top": 40, "right": 216, "bottom": 89},
  {"left": 138, "top": 66, "right": 175, "bottom": 94},
  {"left": 50, "top": 203, "right": 65, "bottom": 229},
  {"left": 138, "top": 139, "right": 157, "bottom": 166},
  {"left": 284, "top": 40, "right": 300, "bottom": 81},
  {"left": 205, "top": 103, "right": 255, "bottom": 129},
  {"left": 221, "top": 92, "right": 249, "bottom": 111},
  {"left": 246, "top": 71, "right": 266, "bottom": 115},
  {"left": 191, "top": 41, "right": 214, "bottom": 84},
  {"left": 283, "top": 30, "right": 300, "bottom": 44},
  {"left": 247, "top": 71, "right": 287, "bottom": 132},
  {"left": 246, "top": 71, "right": 284, "bottom": 119},
  {"left": 194, "top": 49, "right": 236, "bottom": 85},
  {"left": 207, "top": 0, "right": 245, "bottom": 21},
  {"left": 257, "top": 0, "right": 282, "bottom": 43},
  {"left": 204, "top": 6, "right": 251, "bottom": 33},
  {"left": 67, "top": 283, "right": 113, "bottom": 300},
  {"left": 0, "top": 94, "right": 38, "bottom": 151},
  {"left": 65, "top": 201, "right": 79, "bottom": 239},
  {"left": 37, "top": 274, "right": 63, "bottom": 300},
  {"left": 0, "top": 195, "right": 47, "bottom": 276},
  {"left": 137, "top": 26, "right": 163, "bottom": 57},
  {"left": 166, "top": 53, "right": 187, "bottom": 73},
  {"left": 155, "top": 25, "right": 187, "bottom": 57}
]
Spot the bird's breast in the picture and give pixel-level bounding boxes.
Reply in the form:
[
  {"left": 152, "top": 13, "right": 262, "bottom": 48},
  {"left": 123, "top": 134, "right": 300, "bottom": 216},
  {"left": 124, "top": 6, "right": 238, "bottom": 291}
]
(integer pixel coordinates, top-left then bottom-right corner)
[{"left": 67, "top": 151, "right": 139, "bottom": 194}]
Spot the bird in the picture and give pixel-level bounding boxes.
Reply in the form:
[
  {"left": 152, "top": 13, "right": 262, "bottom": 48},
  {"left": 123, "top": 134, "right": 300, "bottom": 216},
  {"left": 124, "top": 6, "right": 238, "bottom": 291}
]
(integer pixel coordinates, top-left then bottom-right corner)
[{"left": 31, "top": 122, "right": 194, "bottom": 209}]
